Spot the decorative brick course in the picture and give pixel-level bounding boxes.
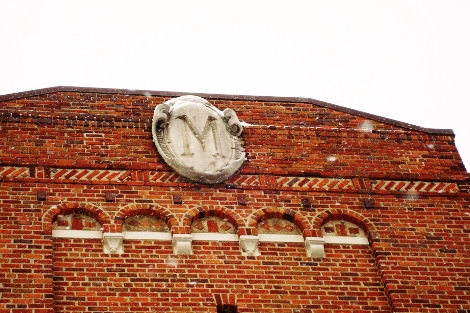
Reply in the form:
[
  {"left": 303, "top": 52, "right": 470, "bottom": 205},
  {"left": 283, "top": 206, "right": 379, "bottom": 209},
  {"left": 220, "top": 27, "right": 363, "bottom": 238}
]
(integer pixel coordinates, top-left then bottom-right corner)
[
  {"left": 322, "top": 219, "right": 367, "bottom": 237},
  {"left": 191, "top": 216, "right": 237, "bottom": 234},
  {"left": 257, "top": 218, "right": 301, "bottom": 235},
  {"left": 53, "top": 214, "right": 101, "bottom": 230},
  {"left": 0, "top": 164, "right": 462, "bottom": 195},
  {"left": 123, "top": 215, "right": 170, "bottom": 232},
  {"left": 0, "top": 166, "right": 30, "bottom": 179},
  {"left": 50, "top": 168, "right": 132, "bottom": 182},
  {"left": 115, "top": 204, "right": 177, "bottom": 233}
]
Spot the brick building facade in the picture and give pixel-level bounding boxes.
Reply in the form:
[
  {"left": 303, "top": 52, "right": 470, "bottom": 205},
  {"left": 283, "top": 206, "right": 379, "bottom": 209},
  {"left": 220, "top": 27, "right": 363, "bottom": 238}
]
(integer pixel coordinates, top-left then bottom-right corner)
[{"left": 0, "top": 86, "right": 468, "bottom": 312}]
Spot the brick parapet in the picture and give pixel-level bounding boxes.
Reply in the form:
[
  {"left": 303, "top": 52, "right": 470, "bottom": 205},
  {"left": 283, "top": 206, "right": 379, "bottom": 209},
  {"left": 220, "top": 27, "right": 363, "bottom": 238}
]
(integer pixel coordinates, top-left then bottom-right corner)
[
  {"left": 0, "top": 90, "right": 467, "bottom": 181},
  {"left": 0, "top": 86, "right": 456, "bottom": 135}
]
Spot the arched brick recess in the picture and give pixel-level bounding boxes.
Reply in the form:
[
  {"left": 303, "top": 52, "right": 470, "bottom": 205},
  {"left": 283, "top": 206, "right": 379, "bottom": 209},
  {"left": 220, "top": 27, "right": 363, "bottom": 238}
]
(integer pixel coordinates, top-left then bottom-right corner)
[
  {"left": 115, "top": 204, "right": 177, "bottom": 233},
  {"left": 312, "top": 208, "right": 377, "bottom": 240},
  {"left": 247, "top": 207, "right": 313, "bottom": 238},
  {"left": 182, "top": 206, "right": 244, "bottom": 235},
  {"left": 313, "top": 209, "right": 393, "bottom": 309},
  {"left": 43, "top": 202, "right": 111, "bottom": 234}
]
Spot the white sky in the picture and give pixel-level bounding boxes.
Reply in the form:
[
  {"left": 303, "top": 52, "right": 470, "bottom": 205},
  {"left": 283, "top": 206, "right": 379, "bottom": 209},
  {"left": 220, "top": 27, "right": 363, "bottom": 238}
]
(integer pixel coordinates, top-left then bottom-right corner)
[{"left": 1, "top": 0, "right": 469, "bottom": 170}]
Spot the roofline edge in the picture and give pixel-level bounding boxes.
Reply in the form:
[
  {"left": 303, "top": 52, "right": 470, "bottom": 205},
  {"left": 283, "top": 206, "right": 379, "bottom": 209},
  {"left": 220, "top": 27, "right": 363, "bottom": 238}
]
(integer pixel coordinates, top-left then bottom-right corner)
[{"left": 0, "top": 85, "right": 454, "bottom": 135}]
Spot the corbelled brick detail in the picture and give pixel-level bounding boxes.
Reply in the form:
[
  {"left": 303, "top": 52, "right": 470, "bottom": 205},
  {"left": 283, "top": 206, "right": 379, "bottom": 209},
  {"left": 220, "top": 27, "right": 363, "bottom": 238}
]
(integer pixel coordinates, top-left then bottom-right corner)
[{"left": 257, "top": 218, "right": 302, "bottom": 235}]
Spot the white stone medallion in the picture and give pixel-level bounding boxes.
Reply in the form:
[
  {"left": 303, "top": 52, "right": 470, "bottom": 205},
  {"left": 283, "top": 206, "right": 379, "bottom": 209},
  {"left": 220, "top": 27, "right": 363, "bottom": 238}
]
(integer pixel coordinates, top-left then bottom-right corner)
[{"left": 152, "top": 96, "right": 245, "bottom": 184}]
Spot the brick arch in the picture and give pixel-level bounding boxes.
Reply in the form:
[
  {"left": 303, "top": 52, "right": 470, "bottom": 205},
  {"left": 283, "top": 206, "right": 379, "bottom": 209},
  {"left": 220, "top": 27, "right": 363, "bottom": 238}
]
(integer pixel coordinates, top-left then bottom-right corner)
[
  {"left": 182, "top": 206, "right": 245, "bottom": 234},
  {"left": 312, "top": 209, "right": 390, "bottom": 308},
  {"left": 247, "top": 207, "right": 313, "bottom": 237},
  {"left": 312, "top": 209, "right": 376, "bottom": 241},
  {"left": 115, "top": 204, "right": 177, "bottom": 233},
  {"left": 43, "top": 202, "right": 111, "bottom": 234}
]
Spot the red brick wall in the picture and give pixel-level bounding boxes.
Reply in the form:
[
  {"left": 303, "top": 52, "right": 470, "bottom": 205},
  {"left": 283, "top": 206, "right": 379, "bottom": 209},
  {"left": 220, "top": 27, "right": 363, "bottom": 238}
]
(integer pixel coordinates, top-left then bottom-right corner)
[
  {"left": 52, "top": 239, "right": 389, "bottom": 312},
  {"left": 0, "top": 88, "right": 469, "bottom": 313}
]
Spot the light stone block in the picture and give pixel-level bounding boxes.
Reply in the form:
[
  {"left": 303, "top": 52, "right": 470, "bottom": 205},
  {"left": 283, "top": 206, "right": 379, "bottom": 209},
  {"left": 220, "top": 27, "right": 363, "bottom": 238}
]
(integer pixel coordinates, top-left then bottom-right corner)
[
  {"left": 172, "top": 234, "right": 193, "bottom": 255},
  {"left": 152, "top": 96, "right": 245, "bottom": 184},
  {"left": 239, "top": 235, "right": 260, "bottom": 256},
  {"left": 305, "top": 237, "right": 326, "bottom": 258},
  {"left": 103, "top": 233, "right": 124, "bottom": 254}
]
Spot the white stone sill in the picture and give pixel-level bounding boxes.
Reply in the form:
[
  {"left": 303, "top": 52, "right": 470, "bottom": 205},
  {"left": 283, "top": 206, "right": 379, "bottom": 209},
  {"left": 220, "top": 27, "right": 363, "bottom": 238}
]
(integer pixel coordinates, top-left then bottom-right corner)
[
  {"left": 51, "top": 230, "right": 369, "bottom": 245},
  {"left": 324, "top": 236, "right": 369, "bottom": 245},
  {"left": 52, "top": 229, "right": 103, "bottom": 239},
  {"left": 123, "top": 231, "right": 172, "bottom": 240},
  {"left": 191, "top": 233, "right": 239, "bottom": 242},
  {"left": 259, "top": 234, "right": 304, "bottom": 243}
]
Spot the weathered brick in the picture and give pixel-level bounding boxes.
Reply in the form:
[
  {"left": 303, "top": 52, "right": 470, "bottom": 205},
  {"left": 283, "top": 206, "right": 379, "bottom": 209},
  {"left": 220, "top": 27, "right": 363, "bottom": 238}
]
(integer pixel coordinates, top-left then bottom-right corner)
[{"left": 0, "top": 87, "right": 468, "bottom": 312}]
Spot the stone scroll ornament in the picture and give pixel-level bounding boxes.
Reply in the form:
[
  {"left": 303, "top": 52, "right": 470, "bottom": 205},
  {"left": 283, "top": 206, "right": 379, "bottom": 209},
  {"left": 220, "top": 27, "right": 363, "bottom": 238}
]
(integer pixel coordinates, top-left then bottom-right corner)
[{"left": 152, "top": 96, "right": 245, "bottom": 184}]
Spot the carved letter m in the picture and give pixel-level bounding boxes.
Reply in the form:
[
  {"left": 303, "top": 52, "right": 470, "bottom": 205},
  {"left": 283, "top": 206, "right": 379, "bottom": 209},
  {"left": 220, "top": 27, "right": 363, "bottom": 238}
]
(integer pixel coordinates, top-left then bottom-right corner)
[{"left": 177, "top": 115, "right": 223, "bottom": 158}]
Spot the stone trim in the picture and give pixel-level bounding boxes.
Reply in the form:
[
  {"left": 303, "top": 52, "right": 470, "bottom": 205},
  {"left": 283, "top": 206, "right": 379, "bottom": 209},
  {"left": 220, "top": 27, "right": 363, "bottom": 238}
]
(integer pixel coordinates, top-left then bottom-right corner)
[
  {"left": 324, "top": 236, "right": 369, "bottom": 245},
  {"left": 51, "top": 230, "right": 367, "bottom": 244},
  {"left": 50, "top": 230, "right": 366, "bottom": 256},
  {"left": 52, "top": 229, "right": 103, "bottom": 239},
  {"left": 123, "top": 231, "right": 172, "bottom": 240},
  {"left": 192, "top": 233, "right": 239, "bottom": 242},
  {"left": 151, "top": 95, "right": 245, "bottom": 184},
  {"left": 305, "top": 237, "right": 326, "bottom": 258},
  {"left": 172, "top": 234, "right": 193, "bottom": 255},
  {"left": 103, "top": 233, "right": 124, "bottom": 254},
  {"left": 259, "top": 234, "right": 304, "bottom": 243},
  {"left": 239, "top": 235, "right": 260, "bottom": 256}
]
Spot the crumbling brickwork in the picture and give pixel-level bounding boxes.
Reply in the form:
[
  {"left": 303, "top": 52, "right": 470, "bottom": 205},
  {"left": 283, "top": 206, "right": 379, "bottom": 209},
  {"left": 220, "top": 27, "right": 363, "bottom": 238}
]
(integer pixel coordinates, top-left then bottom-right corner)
[{"left": 0, "top": 87, "right": 468, "bottom": 312}]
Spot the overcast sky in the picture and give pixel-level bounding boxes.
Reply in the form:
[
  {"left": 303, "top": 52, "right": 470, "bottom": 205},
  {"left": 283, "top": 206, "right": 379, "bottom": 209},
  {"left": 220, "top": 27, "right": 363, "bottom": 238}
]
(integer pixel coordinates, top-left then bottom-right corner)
[{"left": 1, "top": 1, "right": 469, "bottom": 169}]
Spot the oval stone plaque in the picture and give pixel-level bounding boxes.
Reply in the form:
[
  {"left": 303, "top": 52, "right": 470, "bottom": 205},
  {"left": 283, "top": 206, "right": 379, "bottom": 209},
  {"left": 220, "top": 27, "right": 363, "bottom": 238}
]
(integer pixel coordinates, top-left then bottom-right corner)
[{"left": 152, "top": 96, "right": 245, "bottom": 184}]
